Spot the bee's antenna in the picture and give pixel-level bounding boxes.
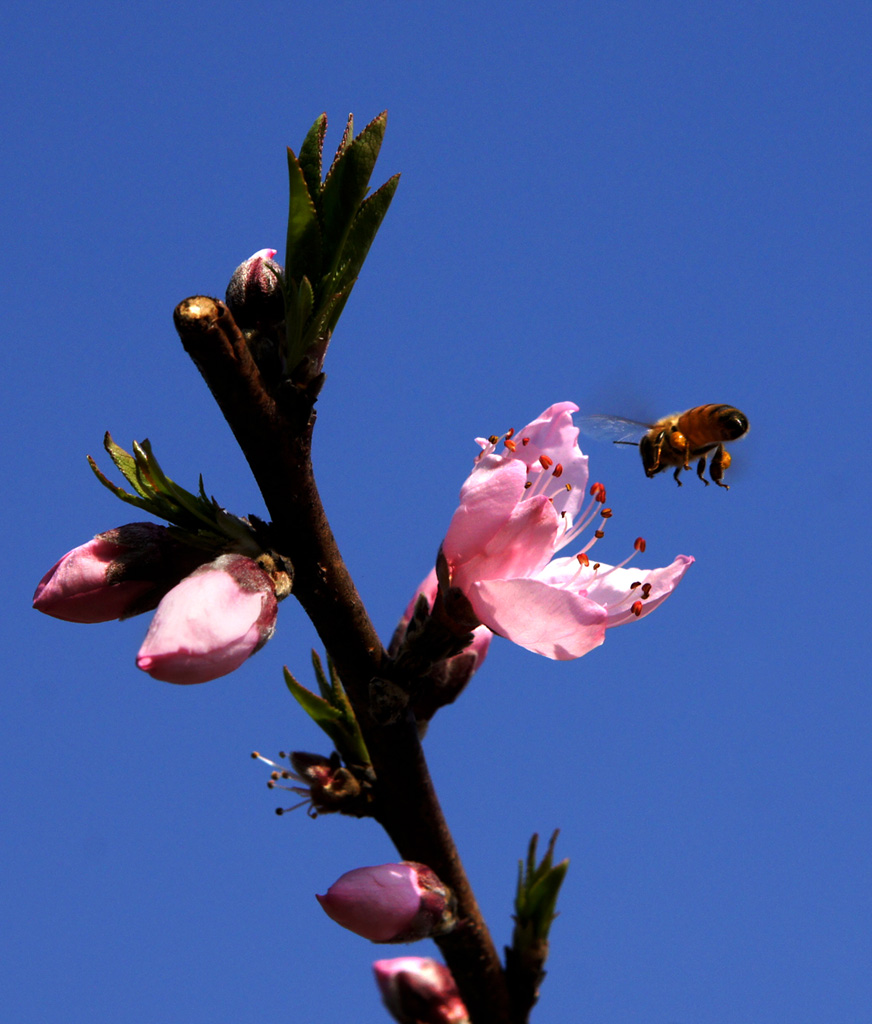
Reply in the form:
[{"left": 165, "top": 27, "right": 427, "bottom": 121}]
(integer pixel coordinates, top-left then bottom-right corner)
[{"left": 613, "top": 440, "right": 640, "bottom": 447}]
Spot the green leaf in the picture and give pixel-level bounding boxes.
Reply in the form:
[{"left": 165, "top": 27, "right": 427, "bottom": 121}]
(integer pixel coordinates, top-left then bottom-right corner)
[
  {"left": 88, "top": 454, "right": 155, "bottom": 513},
  {"left": 103, "top": 433, "right": 152, "bottom": 499},
  {"left": 285, "top": 667, "right": 344, "bottom": 727},
  {"left": 326, "top": 112, "right": 354, "bottom": 178},
  {"left": 300, "top": 289, "right": 343, "bottom": 353},
  {"left": 285, "top": 149, "right": 322, "bottom": 284},
  {"left": 284, "top": 667, "right": 357, "bottom": 758},
  {"left": 514, "top": 832, "right": 568, "bottom": 944},
  {"left": 284, "top": 275, "right": 316, "bottom": 368},
  {"left": 297, "top": 113, "right": 327, "bottom": 204},
  {"left": 311, "top": 650, "right": 333, "bottom": 702},
  {"left": 327, "top": 173, "right": 400, "bottom": 317},
  {"left": 295, "top": 275, "right": 314, "bottom": 330},
  {"left": 88, "top": 434, "right": 257, "bottom": 551},
  {"left": 285, "top": 660, "right": 371, "bottom": 768},
  {"left": 320, "top": 111, "right": 387, "bottom": 276}
]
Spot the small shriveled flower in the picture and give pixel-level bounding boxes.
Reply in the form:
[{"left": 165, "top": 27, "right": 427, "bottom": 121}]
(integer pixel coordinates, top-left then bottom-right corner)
[
  {"left": 33, "top": 523, "right": 204, "bottom": 623},
  {"left": 251, "top": 749, "right": 374, "bottom": 818},
  {"left": 136, "top": 554, "right": 278, "bottom": 684},
  {"left": 373, "top": 957, "right": 470, "bottom": 1024},
  {"left": 317, "top": 862, "right": 456, "bottom": 943},
  {"left": 439, "top": 402, "right": 693, "bottom": 659}
]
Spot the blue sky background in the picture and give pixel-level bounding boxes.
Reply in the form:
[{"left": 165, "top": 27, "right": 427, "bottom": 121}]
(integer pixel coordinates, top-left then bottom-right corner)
[{"left": 3, "top": 2, "right": 870, "bottom": 1021}]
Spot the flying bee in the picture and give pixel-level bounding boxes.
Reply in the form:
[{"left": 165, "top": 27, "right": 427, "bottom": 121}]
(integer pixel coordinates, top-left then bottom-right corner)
[{"left": 579, "top": 404, "right": 749, "bottom": 487}]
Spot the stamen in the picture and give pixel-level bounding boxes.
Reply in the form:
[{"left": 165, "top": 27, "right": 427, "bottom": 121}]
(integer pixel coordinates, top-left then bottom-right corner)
[
  {"left": 252, "top": 751, "right": 282, "bottom": 770},
  {"left": 254, "top": 749, "right": 329, "bottom": 817},
  {"left": 600, "top": 508, "right": 613, "bottom": 519},
  {"left": 631, "top": 600, "right": 643, "bottom": 617},
  {"left": 504, "top": 438, "right": 517, "bottom": 452},
  {"left": 276, "top": 799, "right": 312, "bottom": 816},
  {"left": 524, "top": 458, "right": 560, "bottom": 501},
  {"left": 552, "top": 463, "right": 563, "bottom": 477},
  {"left": 560, "top": 493, "right": 604, "bottom": 546},
  {"left": 634, "top": 537, "right": 646, "bottom": 552},
  {"left": 579, "top": 534, "right": 646, "bottom": 581}
]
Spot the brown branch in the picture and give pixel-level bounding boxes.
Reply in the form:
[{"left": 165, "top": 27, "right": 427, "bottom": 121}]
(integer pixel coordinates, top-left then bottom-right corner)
[{"left": 174, "top": 297, "right": 512, "bottom": 1024}]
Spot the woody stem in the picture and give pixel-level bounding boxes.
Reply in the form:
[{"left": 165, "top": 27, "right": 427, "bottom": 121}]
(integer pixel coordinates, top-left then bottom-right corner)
[{"left": 174, "top": 297, "right": 512, "bottom": 1024}]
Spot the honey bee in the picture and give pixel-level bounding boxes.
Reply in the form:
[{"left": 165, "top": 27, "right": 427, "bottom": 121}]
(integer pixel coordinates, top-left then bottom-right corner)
[{"left": 579, "top": 404, "right": 749, "bottom": 488}]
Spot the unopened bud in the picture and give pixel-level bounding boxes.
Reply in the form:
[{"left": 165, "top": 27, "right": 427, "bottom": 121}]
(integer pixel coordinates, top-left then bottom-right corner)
[
  {"left": 373, "top": 958, "right": 470, "bottom": 1024},
  {"left": 136, "top": 554, "right": 278, "bottom": 684},
  {"left": 33, "top": 523, "right": 205, "bottom": 623},
  {"left": 225, "top": 248, "right": 285, "bottom": 329},
  {"left": 317, "top": 862, "right": 457, "bottom": 943}
]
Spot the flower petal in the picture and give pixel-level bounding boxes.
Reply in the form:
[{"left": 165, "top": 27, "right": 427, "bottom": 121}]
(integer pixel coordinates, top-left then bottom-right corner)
[
  {"left": 454, "top": 496, "right": 562, "bottom": 590},
  {"left": 596, "top": 555, "right": 694, "bottom": 626},
  {"left": 468, "top": 577, "right": 608, "bottom": 659},
  {"left": 443, "top": 457, "right": 528, "bottom": 564},
  {"left": 136, "top": 558, "right": 277, "bottom": 684},
  {"left": 511, "top": 402, "right": 589, "bottom": 519}
]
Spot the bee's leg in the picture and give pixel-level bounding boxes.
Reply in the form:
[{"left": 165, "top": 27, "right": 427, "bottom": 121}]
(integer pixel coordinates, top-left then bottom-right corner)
[
  {"left": 672, "top": 464, "right": 684, "bottom": 486},
  {"left": 669, "top": 428, "right": 691, "bottom": 469},
  {"left": 709, "top": 445, "right": 731, "bottom": 489},
  {"left": 696, "top": 456, "right": 710, "bottom": 485}
]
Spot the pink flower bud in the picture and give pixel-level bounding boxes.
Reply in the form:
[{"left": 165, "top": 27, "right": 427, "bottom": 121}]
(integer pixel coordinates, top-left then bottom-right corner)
[
  {"left": 225, "top": 248, "right": 284, "bottom": 329},
  {"left": 373, "top": 958, "right": 470, "bottom": 1024},
  {"left": 136, "top": 554, "right": 278, "bottom": 684},
  {"left": 33, "top": 523, "right": 203, "bottom": 623},
  {"left": 317, "top": 862, "right": 456, "bottom": 943}
]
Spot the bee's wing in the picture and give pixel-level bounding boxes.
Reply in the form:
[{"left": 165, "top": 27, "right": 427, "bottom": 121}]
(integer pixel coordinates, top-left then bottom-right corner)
[{"left": 576, "top": 414, "right": 650, "bottom": 444}]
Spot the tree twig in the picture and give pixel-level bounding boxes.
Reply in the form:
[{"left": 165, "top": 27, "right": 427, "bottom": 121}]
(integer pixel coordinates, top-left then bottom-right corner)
[{"left": 174, "top": 296, "right": 513, "bottom": 1024}]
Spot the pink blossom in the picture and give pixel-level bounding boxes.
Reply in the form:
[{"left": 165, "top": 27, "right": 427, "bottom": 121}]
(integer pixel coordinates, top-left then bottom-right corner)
[
  {"left": 440, "top": 402, "right": 693, "bottom": 660},
  {"left": 136, "top": 554, "right": 277, "bottom": 684},
  {"left": 32, "top": 523, "right": 197, "bottom": 623},
  {"left": 317, "top": 862, "right": 456, "bottom": 943},
  {"left": 373, "top": 957, "right": 470, "bottom": 1024}
]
